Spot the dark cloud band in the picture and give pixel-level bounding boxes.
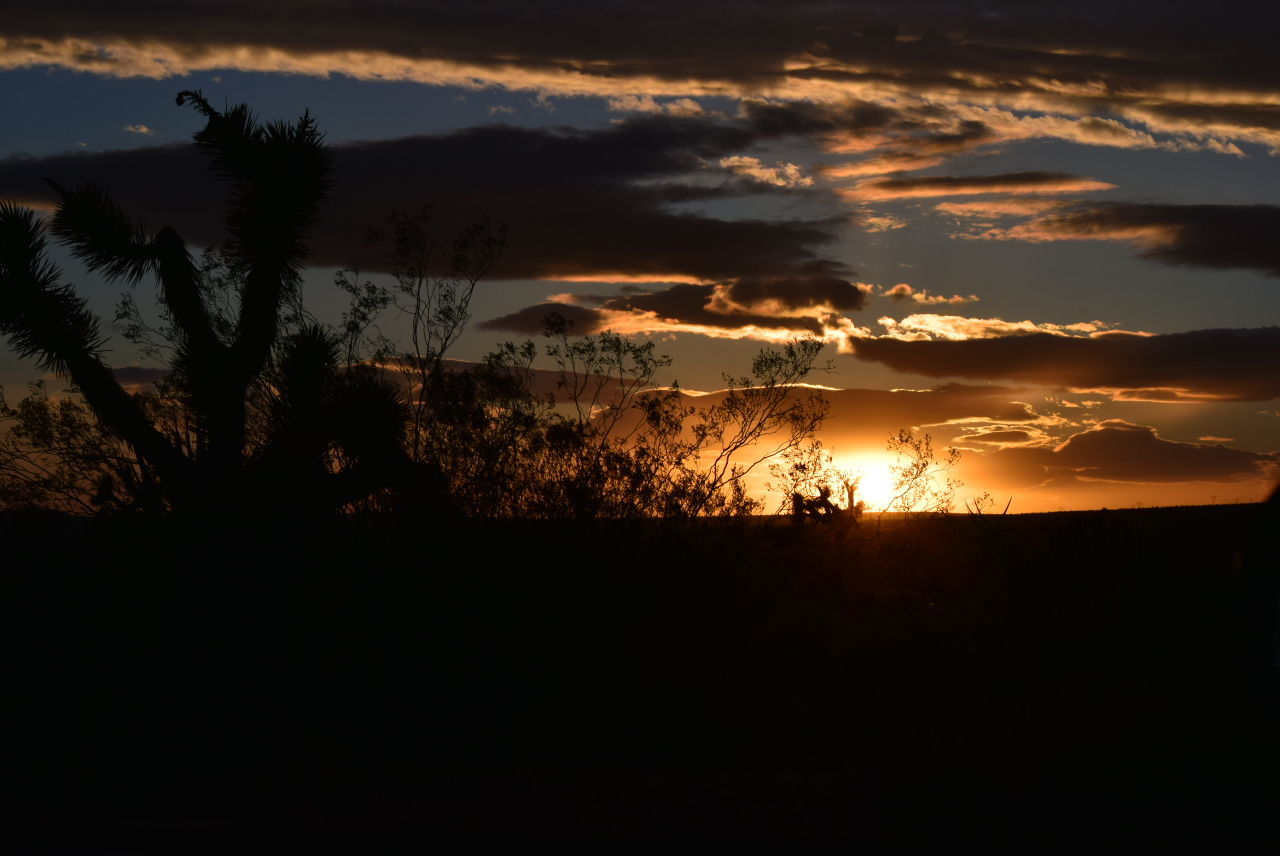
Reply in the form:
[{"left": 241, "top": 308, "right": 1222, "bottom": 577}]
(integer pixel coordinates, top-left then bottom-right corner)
[
  {"left": 0, "top": 116, "right": 848, "bottom": 283},
  {"left": 979, "top": 420, "right": 1277, "bottom": 486},
  {"left": 848, "top": 327, "right": 1280, "bottom": 401},
  {"left": 1003, "top": 203, "right": 1280, "bottom": 276}
]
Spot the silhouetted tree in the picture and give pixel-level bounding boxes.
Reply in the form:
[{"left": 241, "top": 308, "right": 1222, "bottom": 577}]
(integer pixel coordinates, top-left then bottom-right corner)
[
  {"left": 333, "top": 205, "right": 507, "bottom": 461},
  {"left": 403, "top": 313, "right": 830, "bottom": 519},
  {"left": 0, "top": 380, "right": 163, "bottom": 514},
  {"left": 884, "top": 429, "right": 961, "bottom": 515}
]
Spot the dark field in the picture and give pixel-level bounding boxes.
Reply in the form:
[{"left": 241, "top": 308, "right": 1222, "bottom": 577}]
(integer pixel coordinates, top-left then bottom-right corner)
[{"left": 1, "top": 503, "right": 1277, "bottom": 844}]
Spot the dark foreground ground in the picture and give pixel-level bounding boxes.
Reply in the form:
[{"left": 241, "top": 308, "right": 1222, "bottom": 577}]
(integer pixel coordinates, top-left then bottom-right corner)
[{"left": 0, "top": 503, "right": 1277, "bottom": 845}]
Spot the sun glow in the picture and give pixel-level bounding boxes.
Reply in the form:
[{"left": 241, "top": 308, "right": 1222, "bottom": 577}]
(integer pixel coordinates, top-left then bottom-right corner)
[{"left": 837, "top": 454, "right": 900, "bottom": 512}]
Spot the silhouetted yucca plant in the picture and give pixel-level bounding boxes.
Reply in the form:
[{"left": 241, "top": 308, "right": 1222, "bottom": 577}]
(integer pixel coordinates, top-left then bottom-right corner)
[{"left": 0, "top": 93, "right": 426, "bottom": 516}]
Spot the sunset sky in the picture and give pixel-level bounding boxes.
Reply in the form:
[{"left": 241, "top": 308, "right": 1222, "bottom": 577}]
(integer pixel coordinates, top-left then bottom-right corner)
[{"left": 1, "top": 2, "right": 1277, "bottom": 511}]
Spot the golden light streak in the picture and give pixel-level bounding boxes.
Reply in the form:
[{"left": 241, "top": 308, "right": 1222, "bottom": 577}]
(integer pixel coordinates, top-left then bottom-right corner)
[
  {"left": 842, "top": 176, "right": 1115, "bottom": 202},
  {"left": 541, "top": 273, "right": 708, "bottom": 284}
]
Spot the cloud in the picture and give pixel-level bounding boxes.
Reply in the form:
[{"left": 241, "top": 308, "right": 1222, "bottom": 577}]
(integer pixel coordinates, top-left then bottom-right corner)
[
  {"left": 5, "top": 4, "right": 1280, "bottom": 156},
  {"left": 1120, "top": 102, "right": 1276, "bottom": 153},
  {"left": 1047, "top": 420, "right": 1276, "bottom": 483},
  {"left": 741, "top": 99, "right": 910, "bottom": 139},
  {"left": 480, "top": 275, "right": 873, "bottom": 344},
  {"left": 873, "top": 314, "right": 1116, "bottom": 341},
  {"left": 883, "top": 284, "right": 978, "bottom": 306},
  {"left": 121, "top": 124, "right": 153, "bottom": 135},
  {"left": 971, "top": 426, "right": 1278, "bottom": 494},
  {"left": 815, "top": 383, "right": 1047, "bottom": 449},
  {"left": 718, "top": 156, "right": 812, "bottom": 187},
  {"left": 950, "top": 429, "right": 1039, "bottom": 447},
  {"left": 935, "top": 198, "right": 1071, "bottom": 218},
  {"left": 841, "top": 171, "right": 1115, "bottom": 202},
  {"left": 734, "top": 101, "right": 1006, "bottom": 179},
  {"left": 847, "top": 326, "right": 1280, "bottom": 401},
  {"left": 607, "top": 94, "right": 703, "bottom": 116},
  {"left": 861, "top": 214, "right": 907, "bottom": 232},
  {"left": 976, "top": 202, "right": 1280, "bottom": 276},
  {"left": 709, "top": 274, "right": 871, "bottom": 312},
  {"left": 822, "top": 154, "right": 945, "bottom": 179},
  {"left": 0, "top": 115, "right": 849, "bottom": 284},
  {"left": 946, "top": 106, "right": 1178, "bottom": 152}
]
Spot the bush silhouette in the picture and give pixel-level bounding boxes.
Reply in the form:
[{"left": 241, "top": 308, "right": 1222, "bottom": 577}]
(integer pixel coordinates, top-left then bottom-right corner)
[{"left": 395, "top": 315, "right": 831, "bottom": 519}]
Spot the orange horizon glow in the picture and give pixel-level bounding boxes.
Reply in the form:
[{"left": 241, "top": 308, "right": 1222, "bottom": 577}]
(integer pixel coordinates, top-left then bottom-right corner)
[{"left": 743, "top": 441, "right": 1275, "bottom": 516}]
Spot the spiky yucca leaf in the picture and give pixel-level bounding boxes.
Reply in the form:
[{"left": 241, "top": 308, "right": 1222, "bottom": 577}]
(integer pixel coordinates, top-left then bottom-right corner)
[
  {"left": 270, "top": 323, "right": 341, "bottom": 435},
  {"left": 0, "top": 202, "right": 108, "bottom": 374},
  {"left": 178, "top": 90, "right": 330, "bottom": 273},
  {"left": 329, "top": 369, "right": 410, "bottom": 467},
  {"left": 48, "top": 182, "right": 220, "bottom": 360},
  {"left": 46, "top": 181, "right": 155, "bottom": 286},
  {"left": 0, "top": 202, "right": 189, "bottom": 497}
]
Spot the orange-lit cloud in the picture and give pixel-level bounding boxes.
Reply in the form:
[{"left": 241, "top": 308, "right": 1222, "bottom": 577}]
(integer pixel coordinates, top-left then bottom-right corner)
[
  {"left": 822, "top": 154, "right": 945, "bottom": 178},
  {"left": 945, "top": 105, "right": 1180, "bottom": 152},
  {"left": 6, "top": 5, "right": 1280, "bottom": 159},
  {"left": 936, "top": 198, "right": 1070, "bottom": 218},
  {"left": 841, "top": 172, "right": 1116, "bottom": 202},
  {"left": 480, "top": 276, "right": 876, "bottom": 345},
  {"left": 883, "top": 284, "right": 979, "bottom": 306},
  {"left": 542, "top": 274, "right": 707, "bottom": 286},
  {"left": 873, "top": 314, "right": 1115, "bottom": 341},
  {"left": 862, "top": 214, "right": 908, "bottom": 232},
  {"left": 606, "top": 94, "right": 704, "bottom": 116},
  {"left": 949, "top": 428, "right": 1048, "bottom": 449},
  {"left": 718, "top": 155, "right": 813, "bottom": 187},
  {"left": 1119, "top": 101, "right": 1277, "bottom": 153},
  {"left": 822, "top": 119, "right": 996, "bottom": 157}
]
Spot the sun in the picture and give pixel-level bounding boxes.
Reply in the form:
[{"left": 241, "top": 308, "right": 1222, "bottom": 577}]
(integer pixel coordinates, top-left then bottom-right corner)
[
  {"left": 856, "top": 467, "right": 898, "bottom": 511},
  {"left": 834, "top": 454, "right": 899, "bottom": 512}
]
